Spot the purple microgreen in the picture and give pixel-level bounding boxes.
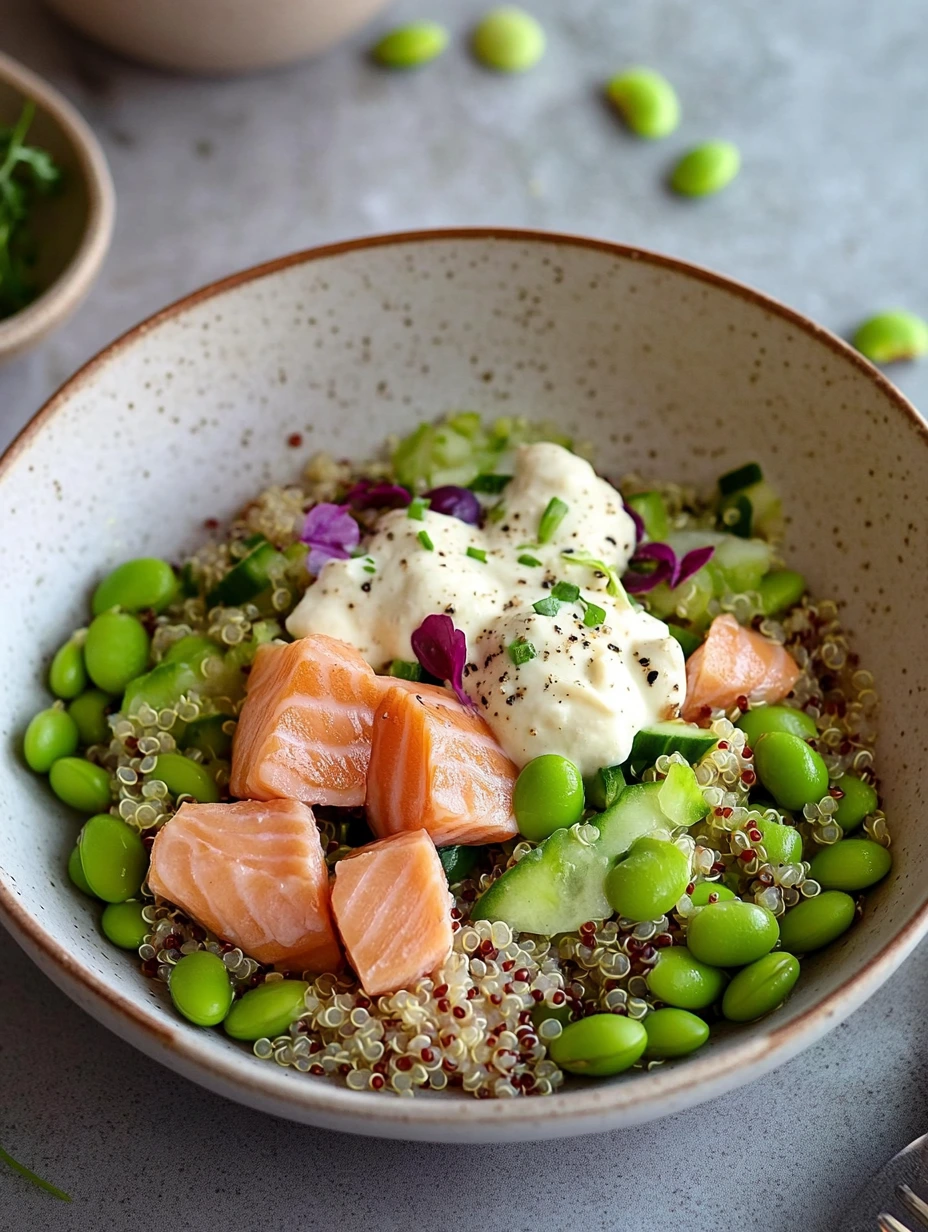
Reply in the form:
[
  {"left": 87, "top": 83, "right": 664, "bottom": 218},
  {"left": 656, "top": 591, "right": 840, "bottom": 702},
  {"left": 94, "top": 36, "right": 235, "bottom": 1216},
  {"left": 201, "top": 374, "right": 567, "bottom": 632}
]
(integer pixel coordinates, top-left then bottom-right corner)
[
  {"left": 623, "top": 500, "right": 646, "bottom": 544},
  {"left": 424, "top": 485, "right": 481, "bottom": 525},
  {"left": 344, "top": 479, "right": 411, "bottom": 510},
  {"left": 300, "top": 502, "right": 361, "bottom": 576},
  {"left": 622, "top": 541, "right": 715, "bottom": 593},
  {"left": 677, "top": 545, "right": 715, "bottom": 587},
  {"left": 411, "top": 614, "right": 473, "bottom": 708}
]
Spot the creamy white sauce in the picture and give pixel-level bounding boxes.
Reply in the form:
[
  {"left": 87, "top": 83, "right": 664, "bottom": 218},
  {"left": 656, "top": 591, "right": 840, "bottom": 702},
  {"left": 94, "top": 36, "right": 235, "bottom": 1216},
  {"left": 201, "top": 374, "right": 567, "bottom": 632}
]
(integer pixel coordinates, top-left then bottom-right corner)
[{"left": 287, "top": 443, "right": 686, "bottom": 774}]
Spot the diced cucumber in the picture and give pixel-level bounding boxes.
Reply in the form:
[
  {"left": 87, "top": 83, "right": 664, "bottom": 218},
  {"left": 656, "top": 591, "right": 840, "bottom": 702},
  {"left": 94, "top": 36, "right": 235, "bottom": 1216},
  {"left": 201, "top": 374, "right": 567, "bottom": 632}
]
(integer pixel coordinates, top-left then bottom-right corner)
[
  {"left": 758, "top": 569, "right": 806, "bottom": 615},
  {"left": 741, "top": 480, "right": 782, "bottom": 538},
  {"left": 718, "top": 492, "right": 753, "bottom": 538},
  {"left": 711, "top": 536, "right": 772, "bottom": 595},
  {"left": 472, "top": 783, "right": 669, "bottom": 934},
  {"left": 666, "top": 623, "right": 703, "bottom": 658},
  {"left": 438, "top": 845, "right": 481, "bottom": 883},
  {"left": 207, "top": 538, "right": 286, "bottom": 608},
  {"left": 123, "top": 662, "right": 199, "bottom": 715},
  {"left": 628, "top": 721, "right": 718, "bottom": 777},
  {"left": 163, "top": 635, "right": 219, "bottom": 669},
  {"left": 584, "top": 764, "right": 626, "bottom": 812},
  {"left": 718, "top": 462, "right": 763, "bottom": 496},
  {"left": 388, "top": 659, "right": 423, "bottom": 681},
  {"left": 625, "top": 491, "right": 669, "bottom": 542},
  {"left": 646, "top": 567, "right": 714, "bottom": 623},
  {"left": 658, "top": 763, "right": 710, "bottom": 826},
  {"left": 182, "top": 714, "right": 234, "bottom": 760}
]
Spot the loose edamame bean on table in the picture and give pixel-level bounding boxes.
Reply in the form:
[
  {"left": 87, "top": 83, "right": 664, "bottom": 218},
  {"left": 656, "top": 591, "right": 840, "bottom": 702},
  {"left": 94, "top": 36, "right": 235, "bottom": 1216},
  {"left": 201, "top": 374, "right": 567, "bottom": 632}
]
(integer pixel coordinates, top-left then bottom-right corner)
[
  {"left": 49, "top": 757, "right": 112, "bottom": 813},
  {"left": 77, "top": 813, "right": 148, "bottom": 902},
  {"left": 48, "top": 635, "right": 88, "bottom": 700},
  {"left": 101, "top": 900, "right": 149, "bottom": 950},
  {"left": 753, "top": 731, "right": 828, "bottom": 811},
  {"left": 224, "top": 979, "right": 310, "bottom": 1041},
  {"left": 643, "top": 1008, "right": 709, "bottom": 1058},
  {"left": 777, "top": 890, "right": 856, "bottom": 953},
  {"left": 605, "top": 67, "right": 680, "bottom": 139},
  {"left": 832, "top": 773, "right": 878, "bottom": 832},
  {"left": 809, "top": 838, "right": 891, "bottom": 892},
  {"left": 722, "top": 952, "right": 800, "bottom": 1022},
  {"left": 152, "top": 752, "right": 220, "bottom": 804},
  {"left": 67, "top": 688, "right": 113, "bottom": 747},
  {"left": 170, "top": 951, "right": 234, "bottom": 1027},
  {"left": 736, "top": 704, "right": 818, "bottom": 747},
  {"left": 472, "top": 6, "right": 546, "bottom": 73},
  {"left": 548, "top": 1013, "right": 647, "bottom": 1076},
  {"left": 646, "top": 946, "right": 727, "bottom": 1009},
  {"left": 513, "top": 754, "right": 584, "bottom": 841},
  {"left": 92, "top": 557, "right": 178, "bottom": 616},
  {"left": 83, "top": 611, "right": 151, "bottom": 694},
  {"left": 605, "top": 836, "right": 690, "bottom": 922},
  {"left": 686, "top": 899, "right": 779, "bottom": 968},
  {"left": 372, "top": 22, "right": 449, "bottom": 68},
  {"left": 852, "top": 310, "right": 928, "bottom": 364},
  {"left": 670, "top": 140, "right": 740, "bottom": 197},
  {"left": 23, "top": 705, "right": 79, "bottom": 773}
]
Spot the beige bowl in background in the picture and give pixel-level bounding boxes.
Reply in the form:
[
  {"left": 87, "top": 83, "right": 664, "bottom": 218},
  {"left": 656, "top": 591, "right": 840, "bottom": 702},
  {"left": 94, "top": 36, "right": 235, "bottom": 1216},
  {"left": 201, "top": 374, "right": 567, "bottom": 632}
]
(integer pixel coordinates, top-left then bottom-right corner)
[
  {"left": 0, "top": 52, "right": 115, "bottom": 362},
  {"left": 44, "top": 0, "right": 393, "bottom": 74}
]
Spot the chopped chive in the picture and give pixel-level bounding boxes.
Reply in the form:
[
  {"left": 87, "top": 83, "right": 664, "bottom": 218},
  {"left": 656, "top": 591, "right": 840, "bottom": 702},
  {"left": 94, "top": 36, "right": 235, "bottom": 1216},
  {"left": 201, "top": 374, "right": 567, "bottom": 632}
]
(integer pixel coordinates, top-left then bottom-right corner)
[
  {"left": 551, "top": 580, "right": 580, "bottom": 603},
  {"left": 532, "top": 596, "right": 561, "bottom": 617},
  {"left": 407, "top": 496, "right": 430, "bottom": 520},
  {"left": 508, "top": 638, "right": 537, "bottom": 666},
  {"left": 388, "top": 659, "right": 423, "bottom": 681},
  {"left": 583, "top": 601, "right": 606, "bottom": 628},
  {"left": 417, "top": 530, "right": 435, "bottom": 551},
  {"left": 361, "top": 555, "right": 376, "bottom": 575},
  {"left": 518, "top": 553, "right": 542, "bottom": 567},
  {"left": 469, "top": 473, "right": 512, "bottom": 494},
  {"left": 537, "top": 496, "right": 569, "bottom": 544},
  {"left": 0, "top": 1144, "right": 71, "bottom": 1202},
  {"left": 466, "top": 546, "right": 488, "bottom": 563}
]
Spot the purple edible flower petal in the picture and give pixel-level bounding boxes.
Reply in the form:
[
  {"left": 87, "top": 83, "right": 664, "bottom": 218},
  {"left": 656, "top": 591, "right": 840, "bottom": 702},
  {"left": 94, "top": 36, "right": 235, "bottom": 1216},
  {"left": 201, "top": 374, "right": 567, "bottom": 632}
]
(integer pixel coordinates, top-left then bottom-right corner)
[
  {"left": 423, "top": 485, "right": 481, "bottom": 525},
  {"left": 300, "top": 502, "right": 361, "bottom": 576},
  {"left": 622, "top": 540, "right": 716, "bottom": 593},
  {"left": 410, "top": 614, "right": 475, "bottom": 709},
  {"left": 622, "top": 558, "right": 674, "bottom": 593},
  {"left": 677, "top": 545, "right": 715, "bottom": 588},
  {"left": 623, "top": 500, "right": 645, "bottom": 545},
  {"left": 344, "top": 479, "right": 411, "bottom": 511}
]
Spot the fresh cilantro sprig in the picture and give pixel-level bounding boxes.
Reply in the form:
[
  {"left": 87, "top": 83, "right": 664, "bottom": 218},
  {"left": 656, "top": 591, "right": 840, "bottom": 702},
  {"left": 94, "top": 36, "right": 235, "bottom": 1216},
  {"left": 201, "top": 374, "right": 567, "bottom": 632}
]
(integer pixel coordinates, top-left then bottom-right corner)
[{"left": 0, "top": 101, "right": 62, "bottom": 320}]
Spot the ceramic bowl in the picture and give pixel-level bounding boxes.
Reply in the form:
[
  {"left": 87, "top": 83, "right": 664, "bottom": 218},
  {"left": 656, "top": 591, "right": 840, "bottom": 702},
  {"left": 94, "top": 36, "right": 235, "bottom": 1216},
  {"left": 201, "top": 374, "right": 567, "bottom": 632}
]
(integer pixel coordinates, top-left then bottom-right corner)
[
  {"left": 44, "top": 0, "right": 391, "bottom": 75},
  {"left": 0, "top": 51, "right": 114, "bottom": 363},
  {"left": 1, "top": 230, "right": 926, "bottom": 1142}
]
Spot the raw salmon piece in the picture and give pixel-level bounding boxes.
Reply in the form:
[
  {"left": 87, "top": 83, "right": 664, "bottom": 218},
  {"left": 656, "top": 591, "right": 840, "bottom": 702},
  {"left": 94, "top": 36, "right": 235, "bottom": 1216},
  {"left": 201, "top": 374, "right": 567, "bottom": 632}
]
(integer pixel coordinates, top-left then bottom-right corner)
[
  {"left": 682, "top": 613, "right": 801, "bottom": 721},
  {"left": 148, "top": 798, "right": 342, "bottom": 974},
  {"left": 366, "top": 683, "right": 520, "bottom": 847},
  {"left": 230, "top": 634, "right": 386, "bottom": 808},
  {"left": 331, "top": 829, "right": 453, "bottom": 996}
]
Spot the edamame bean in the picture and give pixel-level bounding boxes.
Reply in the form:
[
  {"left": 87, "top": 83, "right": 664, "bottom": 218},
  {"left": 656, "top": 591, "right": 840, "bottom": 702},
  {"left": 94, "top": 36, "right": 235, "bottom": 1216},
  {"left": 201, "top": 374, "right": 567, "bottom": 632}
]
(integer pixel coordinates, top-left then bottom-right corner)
[
  {"left": 670, "top": 141, "right": 740, "bottom": 197},
  {"left": 513, "top": 754, "right": 584, "bottom": 841},
  {"left": 754, "top": 817, "right": 803, "bottom": 866},
  {"left": 68, "top": 844, "right": 95, "bottom": 896},
  {"left": 49, "top": 635, "right": 87, "bottom": 699},
  {"left": 372, "top": 22, "right": 449, "bottom": 68},
  {"left": 23, "top": 705, "right": 79, "bottom": 772},
  {"left": 92, "top": 557, "right": 178, "bottom": 616},
  {"left": 170, "top": 951, "right": 234, "bottom": 1027},
  {"left": 722, "top": 952, "right": 800, "bottom": 1022},
  {"left": 646, "top": 946, "right": 727, "bottom": 1009},
  {"left": 853, "top": 311, "right": 928, "bottom": 364},
  {"left": 809, "top": 839, "right": 891, "bottom": 892},
  {"left": 686, "top": 900, "right": 779, "bottom": 967},
  {"left": 605, "top": 837, "right": 690, "bottom": 922},
  {"left": 531, "top": 1001, "right": 574, "bottom": 1032},
  {"left": 643, "top": 1007, "right": 709, "bottom": 1058},
  {"left": 832, "top": 774, "right": 878, "bottom": 832},
  {"left": 77, "top": 813, "right": 147, "bottom": 902},
  {"left": 152, "top": 752, "right": 220, "bottom": 804},
  {"left": 224, "top": 980, "right": 310, "bottom": 1041},
  {"left": 84, "top": 612, "right": 151, "bottom": 694},
  {"left": 605, "top": 68, "right": 680, "bottom": 139},
  {"left": 472, "top": 7, "right": 545, "bottom": 73},
  {"left": 49, "top": 758, "right": 112, "bottom": 813},
  {"left": 548, "top": 1013, "right": 647, "bottom": 1076},
  {"left": 736, "top": 704, "right": 817, "bottom": 746},
  {"left": 101, "top": 901, "right": 149, "bottom": 950},
  {"left": 690, "top": 882, "right": 735, "bottom": 907},
  {"left": 777, "top": 890, "right": 855, "bottom": 953},
  {"left": 68, "top": 689, "right": 113, "bottom": 747},
  {"left": 753, "top": 732, "right": 828, "bottom": 811},
  {"left": 757, "top": 570, "right": 806, "bottom": 616}
]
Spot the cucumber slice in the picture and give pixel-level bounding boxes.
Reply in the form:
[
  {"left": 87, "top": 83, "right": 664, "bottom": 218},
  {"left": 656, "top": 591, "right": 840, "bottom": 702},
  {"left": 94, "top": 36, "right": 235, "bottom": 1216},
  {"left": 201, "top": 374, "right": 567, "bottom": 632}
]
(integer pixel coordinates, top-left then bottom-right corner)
[
  {"left": 718, "top": 462, "right": 763, "bottom": 496},
  {"left": 584, "top": 764, "right": 626, "bottom": 812},
  {"left": 182, "top": 714, "right": 233, "bottom": 760},
  {"left": 438, "top": 845, "right": 481, "bottom": 883},
  {"left": 646, "top": 568, "right": 715, "bottom": 623},
  {"left": 472, "top": 783, "right": 668, "bottom": 934},
  {"left": 625, "top": 491, "right": 669, "bottom": 542},
  {"left": 658, "top": 763, "right": 710, "bottom": 826},
  {"left": 163, "top": 635, "right": 219, "bottom": 669},
  {"left": 741, "top": 480, "right": 782, "bottom": 539},
  {"left": 123, "top": 661, "right": 199, "bottom": 715},
  {"left": 629, "top": 721, "right": 718, "bottom": 775},
  {"left": 666, "top": 622, "right": 702, "bottom": 658},
  {"left": 718, "top": 492, "right": 753, "bottom": 538},
  {"left": 758, "top": 569, "right": 805, "bottom": 615},
  {"left": 711, "top": 536, "right": 772, "bottom": 594},
  {"left": 388, "top": 659, "right": 423, "bottom": 681},
  {"left": 207, "top": 538, "right": 286, "bottom": 608}
]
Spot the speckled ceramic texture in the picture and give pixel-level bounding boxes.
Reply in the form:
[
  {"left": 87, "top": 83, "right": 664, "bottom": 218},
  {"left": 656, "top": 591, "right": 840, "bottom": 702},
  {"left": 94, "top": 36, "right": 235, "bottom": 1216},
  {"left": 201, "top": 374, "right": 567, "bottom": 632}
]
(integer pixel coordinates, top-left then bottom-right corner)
[{"left": 1, "top": 230, "right": 926, "bottom": 1143}]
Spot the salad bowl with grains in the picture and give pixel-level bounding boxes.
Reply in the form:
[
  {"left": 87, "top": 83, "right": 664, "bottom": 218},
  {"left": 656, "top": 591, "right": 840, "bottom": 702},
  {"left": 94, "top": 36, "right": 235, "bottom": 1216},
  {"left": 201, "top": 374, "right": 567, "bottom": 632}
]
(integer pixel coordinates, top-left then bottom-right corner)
[{"left": 0, "top": 230, "right": 926, "bottom": 1141}]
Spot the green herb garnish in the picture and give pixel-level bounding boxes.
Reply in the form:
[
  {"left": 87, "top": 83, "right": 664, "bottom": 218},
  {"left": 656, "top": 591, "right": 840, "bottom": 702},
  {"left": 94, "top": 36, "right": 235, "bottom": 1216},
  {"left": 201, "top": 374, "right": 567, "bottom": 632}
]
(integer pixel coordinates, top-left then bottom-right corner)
[
  {"left": 417, "top": 530, "right": 435, "bottom": 551},
  {"left": 360, "top": 555, "right": 376, "bottom": 574},
  {"left": 537, "top": 497, "right": 569, "bottom": 544},
  {"left": 388, "top": 659, "right": 423, "bottom": 681},
  {"left": 469, "top": 473, "right": 512, "bottom": 494},
  {"left": 550, "top": 580, "right": 580, "bottom": 603},
  {"left": 0, "top": 102, "right": 62, "bottom": 320},
  {"left": 517, "top": 553, "right": 542, "bottom": 567},
  {"left": 0, "top": 1143, "right": 71, "bottom": 1202},
  {"left": 407, "top": 496, "right": 430, "bottom": 521},
  {"left": 582, "top": 600, "right": 606, "bottom": 628},
  {"left": 508, "top": 637, "right": 537, "bottom": 665},
  {"left": 466, "top": 546, "right": 488, "bottom": 563},
  {"left": 561, "top": 551, "right": 626, "bottom": 600},
  {"left": 532, "top": 596, "right": 560, "bottom": 617}
]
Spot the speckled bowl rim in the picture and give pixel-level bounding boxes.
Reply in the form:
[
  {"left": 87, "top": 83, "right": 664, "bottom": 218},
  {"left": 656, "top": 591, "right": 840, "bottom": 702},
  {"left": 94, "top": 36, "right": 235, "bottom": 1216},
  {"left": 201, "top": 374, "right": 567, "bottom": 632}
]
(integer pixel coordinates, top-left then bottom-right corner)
[{"left": 2, "top": 228, "right": 927, "bottom": 1139}]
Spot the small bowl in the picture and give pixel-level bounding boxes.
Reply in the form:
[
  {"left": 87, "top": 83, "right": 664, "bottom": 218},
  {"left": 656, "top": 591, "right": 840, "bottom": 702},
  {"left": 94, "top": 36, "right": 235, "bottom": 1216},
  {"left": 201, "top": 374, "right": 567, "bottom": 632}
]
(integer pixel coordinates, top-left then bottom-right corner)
[
  {"left": 0, "top": 51, "right": 115, "bottom": 362},
  {"left": 1, "top": 230, "right": 926, "bottom": 1141},
  {"left": 44, "top": 0, "right": 392, "bottom": 75}
]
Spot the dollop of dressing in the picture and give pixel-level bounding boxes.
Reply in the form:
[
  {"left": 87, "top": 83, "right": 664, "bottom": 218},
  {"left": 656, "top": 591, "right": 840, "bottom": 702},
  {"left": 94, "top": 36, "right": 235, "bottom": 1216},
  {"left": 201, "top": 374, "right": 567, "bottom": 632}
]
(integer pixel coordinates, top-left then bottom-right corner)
[{"left": 287, "top": 443, "right": 685, "bottom": 774}]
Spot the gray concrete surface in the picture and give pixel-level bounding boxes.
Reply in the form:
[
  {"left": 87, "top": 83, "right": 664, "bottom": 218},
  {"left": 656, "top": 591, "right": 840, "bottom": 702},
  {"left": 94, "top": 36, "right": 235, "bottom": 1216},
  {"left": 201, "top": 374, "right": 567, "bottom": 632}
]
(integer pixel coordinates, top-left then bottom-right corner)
[{"left": 1, "top": 0, "right": 926, "bottom": 1227}]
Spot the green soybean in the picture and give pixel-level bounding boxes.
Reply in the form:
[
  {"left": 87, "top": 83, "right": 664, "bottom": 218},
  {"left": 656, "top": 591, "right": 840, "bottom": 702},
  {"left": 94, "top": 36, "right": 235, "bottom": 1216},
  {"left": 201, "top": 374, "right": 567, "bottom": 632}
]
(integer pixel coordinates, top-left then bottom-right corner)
[
  {"left": 755, "top": 817, "right": 803, "bottom": 866},
  {"left": 49, "top": 758, "right": 112, "bottom": 813},
  {"left": 92, "top": 557, "right": 178, "bottom": 616},
  {"left": 152, "top": 752, "right": 220, "bottom": 804},
  {"left": 77, "top": 813, "right": 147, "bottom": 902},
  {"left": 84, "top": 612, "right": 151, "bottom": 694},
  {"left": 809, "top": 839, "right": 891, "bottom": 892},
  {"left": 643, "top": 1007, "right": 709, "bottom": 1058},
  {"left": 722, "top": 952, "right": 800, "bottom": 1022},
  {"left": 224, "top": 980, "right": 310, "bottom": 1041},
  {"left": 531, "top": 1001, "right": 574, "bottom": 1032},
  {"left": 736, "top": 704, "right": 817, "bottom": 746},
  {"left": 686, "top": 900, "right": 779, "bottom": 967},
  {"left": 753, "top": 732, "right": 828, "bottom": 811},
  {"left": 472, "top": 6, "right": 545, "bottom": 73},
  {"left": 605, "top": 837, "right": 690, "bottom": 922},
  {"left": 23, "top": 705, "right": 79, "bottom": 772},
  {"left": 671, "top": 141, "right": 740, "bottom": 197},
  {"left": 690, "top": 882, "right": 735, "bottom": 907},
  {"left": 605, "top": 68, "right": 680, "bottom": 139},
  {"left": 513, "top": 754, "right": 585, "bottom": 841},
  {"left": 372, "top": 22, "right": 449, "bottom": 68},
  {"left": 758, "top": 570, "right": 806, "bottom": 616},
  {"left": 646, "top": 946, "right": 727, "bottom": 1009},
  {"left": 68, "top": 845, "right": 95, "bottom": 896},
  {"left": 778, "top": 890, "right": 855, "bottom": 953},
  {"left": 49, "top": 636, "right": 87, "bottom": 699},
  {"left": 832, "top": 774, "right": 878, "bottom": 832},
  {"left": 548, "top": 1013, "right": 647, "bottom": 1076},
  {"left": 170, "top": 951, "right": 234, "bottom": 1027},
  {"left": 101, "top": 901, "right": 149, "bottom": 950},
  {"left": 853, "top": 311, "right": 928, "bottom": 364},
  {"left": 68, "top": 689, "right": 113, "bottom": 747}
]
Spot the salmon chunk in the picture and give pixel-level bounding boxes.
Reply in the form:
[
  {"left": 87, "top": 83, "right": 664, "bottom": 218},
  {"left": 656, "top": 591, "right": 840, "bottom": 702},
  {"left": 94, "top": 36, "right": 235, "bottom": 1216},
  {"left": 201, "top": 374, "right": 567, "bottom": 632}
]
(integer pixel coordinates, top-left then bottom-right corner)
[
  {"left": 148, "top": 798, "right": 342, "bottom": 974},
  {"left": 230, "top": 634, "right": 385, "bottom": 808},
  {"left": 331, "top": 829, "right": 454, "bottom": 996},
  {"left": 682, "top": 613, "right": 801, "bottom": 721},
  {"left": 366, "top": 683, "right": 520, "bottom": 847}
]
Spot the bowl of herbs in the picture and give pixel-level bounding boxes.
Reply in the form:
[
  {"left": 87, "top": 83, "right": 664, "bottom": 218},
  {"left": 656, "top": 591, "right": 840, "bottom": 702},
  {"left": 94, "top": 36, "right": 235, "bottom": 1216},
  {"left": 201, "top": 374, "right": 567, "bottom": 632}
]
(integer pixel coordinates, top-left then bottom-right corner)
[{"left": 0, "top": 51, "right": 114, "bottom": 361}]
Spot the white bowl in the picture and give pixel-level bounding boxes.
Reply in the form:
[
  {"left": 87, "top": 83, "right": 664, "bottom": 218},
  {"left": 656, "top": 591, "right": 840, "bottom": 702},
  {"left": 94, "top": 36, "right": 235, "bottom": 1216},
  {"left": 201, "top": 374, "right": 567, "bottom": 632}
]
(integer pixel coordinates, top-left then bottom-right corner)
[{"left": 1, "top": 230, "right": 926, "bottom": 1142}]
